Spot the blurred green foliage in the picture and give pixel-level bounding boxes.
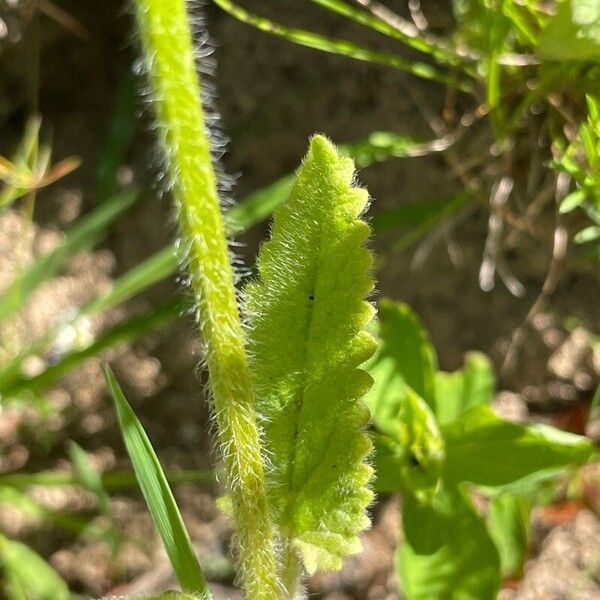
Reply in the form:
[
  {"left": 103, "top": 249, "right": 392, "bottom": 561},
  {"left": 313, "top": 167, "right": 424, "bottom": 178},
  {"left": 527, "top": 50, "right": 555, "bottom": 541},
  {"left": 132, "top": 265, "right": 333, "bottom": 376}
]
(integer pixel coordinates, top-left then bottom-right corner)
[{"left": 366, "top": 299, "right": 593, "bottom": 599}]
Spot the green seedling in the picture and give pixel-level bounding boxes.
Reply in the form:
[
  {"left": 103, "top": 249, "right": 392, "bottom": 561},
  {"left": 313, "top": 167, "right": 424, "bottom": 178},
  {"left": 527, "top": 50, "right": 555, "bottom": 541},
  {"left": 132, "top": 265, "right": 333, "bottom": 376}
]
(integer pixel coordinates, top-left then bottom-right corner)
[
  {"left": 0, "top": 117, "right": 80, "bottom": 210},
  {"left": 366, "top": 299, "right": 593, "bottom": 599}
]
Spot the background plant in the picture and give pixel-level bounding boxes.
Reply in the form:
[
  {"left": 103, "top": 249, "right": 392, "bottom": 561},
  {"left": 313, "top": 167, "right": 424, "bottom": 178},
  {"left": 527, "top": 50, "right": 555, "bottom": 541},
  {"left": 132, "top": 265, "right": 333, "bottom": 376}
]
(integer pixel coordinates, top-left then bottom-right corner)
[
  {"left": 214, "top": 0, "right": 600, "bottom": 284},
  {"left": 367, "top": 299, "right": 595, "bottom": 599}
]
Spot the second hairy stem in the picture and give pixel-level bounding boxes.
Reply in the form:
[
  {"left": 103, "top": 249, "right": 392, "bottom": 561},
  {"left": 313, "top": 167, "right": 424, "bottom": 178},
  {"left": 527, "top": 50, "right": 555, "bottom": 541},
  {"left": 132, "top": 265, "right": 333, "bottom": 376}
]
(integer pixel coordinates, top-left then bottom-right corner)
[{"left": 132, "top": 0, "right": 280, "bottom": 597}]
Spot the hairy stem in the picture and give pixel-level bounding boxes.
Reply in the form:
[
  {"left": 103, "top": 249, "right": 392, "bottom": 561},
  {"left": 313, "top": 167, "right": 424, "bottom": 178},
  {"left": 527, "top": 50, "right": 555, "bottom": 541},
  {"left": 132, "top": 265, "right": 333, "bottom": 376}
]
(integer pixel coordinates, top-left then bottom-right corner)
[
  {"left": 280, "top": 539, "right": 302, "bottom": 599},
  {"left": 132, "top": 0, "right": 279, "bottom": 597}
]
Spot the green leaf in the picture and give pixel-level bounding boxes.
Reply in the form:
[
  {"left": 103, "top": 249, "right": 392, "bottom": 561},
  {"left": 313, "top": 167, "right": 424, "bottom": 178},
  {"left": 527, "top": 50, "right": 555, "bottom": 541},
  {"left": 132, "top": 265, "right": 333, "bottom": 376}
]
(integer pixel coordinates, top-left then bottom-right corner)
[
  {"left": 104, "top": 366, "right": 212, "bottom": 597},
  {"left": 82, "top": 245, "right": 179, "bottom": 316},
  {"left": 442, "top": 405, "right": 593, "bottom": 487},
  {"left": 365, "top": 300, "right": 437, "bottom": 433},
  {"left": 226, "top": 175, "right": 295, "bottom": 236},
  {"left": 95, "top": 73, "right": 137, "bottom": 204},
  {"left": 559, "top": 189, "right": 587, "bottom": 213},
  {"left": 539, "top": 0, "right": 600, "bottom": 60},
  {"left": 0, "top": 534, "right": 70, "bottom": 600},
  {"left": 3, "top": 300, "right": 180, "bottom": 399},
  {"left": 342, "top": 131, "right": 431, "bottom": 169},
  {"left": 586, "top": 93, "right": 600, "bottom": 122},
  {"left": 0, "top": 468, "right": 213, "bottom": 491},
  {"left": 487, "top": 493, "right": 530, "bottom": 578},
  {"left": 434, "top": 352, "right": 495, "bottom": 426},
  {"left": 212, "top": 0, "right": 473, "bottom": 91},
  {"left": 0, "top": 191, "right": 137, "bottom": 322},
  {"left": 245, "top": 135, "right": 376, "bottom": 573},
  {"left": 68, "top": 441, "right": 111, "bottom": 514},
  {"left": 574, "top": 225, "right": 600, "bottom": 244},
  {"left": 372, "top": 388, "right": 445, "bottom": 499},
  {"left": 100, "top": 594, "right": 204, "bottom": 600},
  {"left": 308, "top": 0, "right": 465, "bottom": 66},
  {"left": 397, "top": 487, "right": 501, "bottom": 600}
]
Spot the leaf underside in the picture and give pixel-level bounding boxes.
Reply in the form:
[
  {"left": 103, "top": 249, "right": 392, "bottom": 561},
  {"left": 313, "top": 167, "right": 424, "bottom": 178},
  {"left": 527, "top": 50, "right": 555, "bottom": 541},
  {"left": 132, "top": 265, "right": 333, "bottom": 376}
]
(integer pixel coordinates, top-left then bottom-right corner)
[{"left": 244, "top": 135, "right": 376, "bottom": 573}]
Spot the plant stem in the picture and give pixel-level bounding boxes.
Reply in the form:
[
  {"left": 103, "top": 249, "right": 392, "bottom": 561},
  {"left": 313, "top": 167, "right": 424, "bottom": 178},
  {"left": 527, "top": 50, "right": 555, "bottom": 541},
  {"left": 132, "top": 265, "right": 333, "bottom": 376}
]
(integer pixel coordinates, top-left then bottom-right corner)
[
  {"left": 280, "top": 539, "right": 302, "bottom": 599},
  {"left": 131, "top": 0, "right": 280, "bottom": 597}
]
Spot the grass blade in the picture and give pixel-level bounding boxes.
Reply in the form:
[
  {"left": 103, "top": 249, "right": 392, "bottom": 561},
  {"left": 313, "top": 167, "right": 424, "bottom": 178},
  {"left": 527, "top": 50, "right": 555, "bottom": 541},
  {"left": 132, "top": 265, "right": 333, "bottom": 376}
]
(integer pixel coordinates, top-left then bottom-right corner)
[
  {"left": 0, "top": 469, "right": 213, "bottom": 491},
  {"left": 309, "top": 0, "right": 467, "bottom": 68},
  {"left": 225, "top": 175, "right": 295, "bottom": 236},
  {"left": 95, "top": 73, "right": 137, "bottom": 204},
  {"left": 212, "top": 0, "right": 473, "bottom": 92},
  {"left": 0, "top": 190, "right": 137, "bottom": 322},
  {"left": 82, "top": 245, "right": 179, "bottom": 316},
  {"left": 104, "top": 366, "right": 212, "bottom": 597},
  {"left": 68, "top": 441, "right": 112, "bottom": 514},
  {"left": 0, "top": 245, "right": 178, "bottom": 392},
  {"left": 2, "top": 300, "right": 180, "bottom": 398}
]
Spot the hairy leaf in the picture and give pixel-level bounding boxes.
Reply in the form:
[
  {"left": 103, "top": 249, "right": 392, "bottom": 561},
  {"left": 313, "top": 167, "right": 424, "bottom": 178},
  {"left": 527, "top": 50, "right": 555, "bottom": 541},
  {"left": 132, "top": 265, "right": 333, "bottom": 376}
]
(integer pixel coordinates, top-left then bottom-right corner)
[{"left": 245, "top": 135, "right": 376, "bottom": 573}]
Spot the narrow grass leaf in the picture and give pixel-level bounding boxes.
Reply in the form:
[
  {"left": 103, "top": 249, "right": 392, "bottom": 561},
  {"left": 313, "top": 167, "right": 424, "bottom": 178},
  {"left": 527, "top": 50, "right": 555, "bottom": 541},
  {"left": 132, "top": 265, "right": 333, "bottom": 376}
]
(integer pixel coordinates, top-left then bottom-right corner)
[
  {"left": 226, "top": 175, "right": 295, "bottom": 236},
  {"left": 82, "top": 245, "right": 179, "bottom": 315},
  {"left": 104, "top": 366, "right": 211, "bottom": 597},
  {"left": 68, "top": 441, "right": 112, "bottom": 514},
  {"left": 308, "top": 0, "right": 466, "bottom": 67},
  {"left": 0, "top": 191, "right": 137, "bottom": 322},
  {"left": 212, "top": 0, "right": 473, "bottom": 91},
  {"left": 0, "top": 469, "right": 213, "bottom": 491},
  {"left": 3, "top": 300, "right": 180, "bottom": 398}
]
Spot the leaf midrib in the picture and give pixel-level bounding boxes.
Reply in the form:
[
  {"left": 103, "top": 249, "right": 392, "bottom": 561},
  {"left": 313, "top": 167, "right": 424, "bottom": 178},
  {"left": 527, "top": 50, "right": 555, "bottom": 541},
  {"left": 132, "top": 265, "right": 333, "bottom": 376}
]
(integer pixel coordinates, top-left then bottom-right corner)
[{"left": 284, "top": 167, "right": 336, "bottom": 516}]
